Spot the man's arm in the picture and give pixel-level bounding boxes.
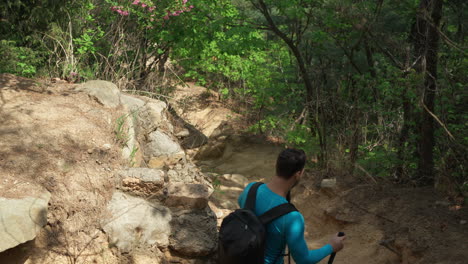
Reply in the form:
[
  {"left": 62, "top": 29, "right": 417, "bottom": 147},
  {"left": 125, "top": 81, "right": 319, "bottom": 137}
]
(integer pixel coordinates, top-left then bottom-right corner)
[{"left": 285, "top": 212, "right": 333, "bottom": 264}]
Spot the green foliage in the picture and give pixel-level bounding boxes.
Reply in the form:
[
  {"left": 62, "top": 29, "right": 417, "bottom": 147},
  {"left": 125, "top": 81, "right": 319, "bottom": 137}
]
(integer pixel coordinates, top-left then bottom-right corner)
[
  {"left": 0, "top": 40, "right": 44, "bottom": 77},
  {"left": 1, "top": 0, "right": 465, "bottom": 191},
  {"left": 356, "top": 145, "right": 400, "bottom": 178},
  {"left": 129, "top": 146, "right": 139, "bottom": 167},
  {"left": 114, "top": 114, "right": 130, "bottom": 147}
]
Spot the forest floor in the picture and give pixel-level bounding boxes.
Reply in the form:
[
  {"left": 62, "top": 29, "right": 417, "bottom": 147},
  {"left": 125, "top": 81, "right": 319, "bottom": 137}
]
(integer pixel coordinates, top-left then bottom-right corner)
[{"left": 0, "top": 74, "right": 467, "bottom": 264}]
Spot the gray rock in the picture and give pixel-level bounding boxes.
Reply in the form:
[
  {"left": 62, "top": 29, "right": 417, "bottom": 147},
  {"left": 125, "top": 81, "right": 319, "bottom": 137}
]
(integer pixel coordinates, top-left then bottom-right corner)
[
  {"left": 117, "top": 168, "right": 165, "bottom": 197},
  {"left": 78, "top": 80, "right": 120, "bottom": 108},
  {"left": 145, "top": 130, "right": 185, "bottom": 169},
  {"left": 120, "top": 94, "right": 146, "bottom": 112},
  {"left": 166, "top": 164, "right": 199, "bottom": 183},
  {"left": 175, "top": 128, "right": 190, "bottom": 138},
  {"left": 137, "top": 101, "right": 169, "bottom": 137},
  {"left": 166, "top": 170, "right": 179, "bottom": 181},
  {"left": 0, "top": 191, "right": 51, "bottom": 252},
  {"left": 165, "top": 183, "right": 212, "bottom": 209},
  {"left": 102, "top": 191, "right": 172, "bottom": 253},
  {"left": 146, "top": 130, "right": 182, "bottom": 157},
  {"left": 117, "top": 95, "right": 145, "bottom": 165},
  {"left": 169, "top": 209, "right": 217, "bottom": 257},
  {"left": 102, "top": 143, "right": 112, "bottom": 150},
  {"left": 320, "top": 178, "right": 337, "bottom": 189}
]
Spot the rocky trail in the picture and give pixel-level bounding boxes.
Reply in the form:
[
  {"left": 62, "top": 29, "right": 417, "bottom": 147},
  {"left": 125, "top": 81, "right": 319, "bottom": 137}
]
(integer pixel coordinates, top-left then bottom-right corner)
[
  {"left": 198, "top": 137, "right": 468, "bottom": 264},
  {"left": 0, "top": 74, "right": 467, "bottom": 264}
]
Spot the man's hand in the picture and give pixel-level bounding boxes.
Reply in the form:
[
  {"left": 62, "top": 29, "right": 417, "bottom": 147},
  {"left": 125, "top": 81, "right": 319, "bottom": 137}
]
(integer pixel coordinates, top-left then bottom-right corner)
[{"left": 329, "top": 233, "right": 346, "bottom": 252}]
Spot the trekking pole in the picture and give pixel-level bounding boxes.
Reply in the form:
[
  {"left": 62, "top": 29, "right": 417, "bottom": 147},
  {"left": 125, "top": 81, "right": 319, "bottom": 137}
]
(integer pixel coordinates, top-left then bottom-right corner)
[{"left": 327, "top": 232, "right": 345, "bottom": 264}]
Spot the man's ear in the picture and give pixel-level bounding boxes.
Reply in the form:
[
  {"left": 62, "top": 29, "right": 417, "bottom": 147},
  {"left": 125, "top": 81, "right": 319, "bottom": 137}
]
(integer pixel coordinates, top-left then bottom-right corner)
[{"left": 294, "top": 169, "right": 303, "bottom": 180}]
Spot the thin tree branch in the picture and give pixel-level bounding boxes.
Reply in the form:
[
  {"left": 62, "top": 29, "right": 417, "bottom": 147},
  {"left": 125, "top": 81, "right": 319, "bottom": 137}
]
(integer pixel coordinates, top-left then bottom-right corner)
[{"left": 420, "top": 100, "right": 455, "bottom": 141}]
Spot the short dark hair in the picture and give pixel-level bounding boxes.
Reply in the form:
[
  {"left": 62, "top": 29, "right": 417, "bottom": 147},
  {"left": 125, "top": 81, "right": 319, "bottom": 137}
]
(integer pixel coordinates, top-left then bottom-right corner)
[{"left": 276, "top": 148, "right": 306, "bottom": 179}]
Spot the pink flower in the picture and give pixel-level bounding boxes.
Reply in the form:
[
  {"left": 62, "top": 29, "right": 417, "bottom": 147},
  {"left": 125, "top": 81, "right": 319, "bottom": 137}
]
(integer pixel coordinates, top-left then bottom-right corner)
[
  {"left": 183, "top": 0, "right": 188, "bottom": 4},
  {"left": 163, "top": 15, "right": 169, "bottom": 20},
  {"left": 141, "top": 3, "right": 147, "bottom": 7},
  {"left": 172, "top": 12, "right": 179, "bottom": 16},
  {"left": 116, "top": 9, "right": 129, "bottom": 16},
  {"left": 148, "top": 6, "right": 156, "bottom": 11},
  {"left": 132, "top": 0, "right": 140, "bottom": 5},
  {"left": 189, "top": 5, "right": 194, "bottom": 9}
]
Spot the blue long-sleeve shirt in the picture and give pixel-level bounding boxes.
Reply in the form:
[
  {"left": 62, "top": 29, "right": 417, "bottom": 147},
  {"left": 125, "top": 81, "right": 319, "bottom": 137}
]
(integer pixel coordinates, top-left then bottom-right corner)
[{"left": 238, "top": 182, "right": 333, "bottom": 264}]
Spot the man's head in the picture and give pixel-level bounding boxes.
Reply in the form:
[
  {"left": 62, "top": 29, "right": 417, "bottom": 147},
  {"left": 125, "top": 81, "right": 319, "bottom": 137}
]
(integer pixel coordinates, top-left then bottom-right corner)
[{"left": 275, "top": 148, "right": 306, "bottom": 180}]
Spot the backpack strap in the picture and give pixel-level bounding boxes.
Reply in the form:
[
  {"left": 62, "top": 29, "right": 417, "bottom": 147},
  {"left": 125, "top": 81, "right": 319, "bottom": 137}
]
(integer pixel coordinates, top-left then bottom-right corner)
[
  {"left": 259, "top": 203, "right": 298, "bottom": 224},
  {"left": 245, "top": 182, "right": 263, "bottom": 211}
]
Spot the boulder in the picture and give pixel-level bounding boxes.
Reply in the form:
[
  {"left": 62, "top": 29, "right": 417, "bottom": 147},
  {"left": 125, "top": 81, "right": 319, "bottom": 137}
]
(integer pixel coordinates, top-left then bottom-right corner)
[
  {"left": 146, "top": 130, "right": 183, "bottom": 157},
  {"left": 121, "top": 94, "right": 173, "bottom": 139},
  {"left": 137, "top": 101, "right": 171, "bottom": 137},
  {"left": 102, "top": 191, "right": 172, "bottom": 253},
  {"left": 117, "top": 168, "right": 165, "bottom": 197},
  {"left": 120, "top": 94, "right": 146, "bottom": 112},
  {"left": 320, "top": 178, "right": 337, "bottom": 189},
  {"left": 166, "top": 163, "right": 203, "bottom": 183},
  {"left": 78, "top": 80, "right": 120, "bottom": 108},
  {"left": 165, "top": 183, "right": 212, "bottom": 210},
  {"left": 169, "top": 209, "right": 217, "bottom": 257},
  {"left": 0, "top": 191, "right": 51, "bottom": 252},
  {"left": 166, "top": 169, "right": 193, "bottom": 183},
  {"left": 145, "top": 130, "right": 185, "bottom": 169}
]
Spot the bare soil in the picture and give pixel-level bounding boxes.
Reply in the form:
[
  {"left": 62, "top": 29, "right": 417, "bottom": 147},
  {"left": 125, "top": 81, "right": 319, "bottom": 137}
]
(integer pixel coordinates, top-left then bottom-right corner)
[{"left": 0, "top": 74, "right": 125, "bottom": 263}]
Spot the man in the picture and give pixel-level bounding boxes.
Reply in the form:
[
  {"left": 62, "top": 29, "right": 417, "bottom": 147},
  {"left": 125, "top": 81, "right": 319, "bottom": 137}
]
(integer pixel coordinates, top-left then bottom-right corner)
[{"left": 238, "top": 148, "right": 345, "bottom": 264}]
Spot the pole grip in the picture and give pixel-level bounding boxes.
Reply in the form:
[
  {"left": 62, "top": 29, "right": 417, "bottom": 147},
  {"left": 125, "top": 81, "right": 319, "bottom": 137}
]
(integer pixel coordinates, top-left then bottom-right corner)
[{"left": 327, "top": 232, "right": 345, "bottom": 264}]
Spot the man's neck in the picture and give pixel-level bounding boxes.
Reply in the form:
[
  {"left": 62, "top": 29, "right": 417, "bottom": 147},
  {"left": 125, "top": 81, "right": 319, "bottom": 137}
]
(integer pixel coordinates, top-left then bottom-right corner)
[{"left": 266, "top": 175, "right": 295, "bottom": 198}]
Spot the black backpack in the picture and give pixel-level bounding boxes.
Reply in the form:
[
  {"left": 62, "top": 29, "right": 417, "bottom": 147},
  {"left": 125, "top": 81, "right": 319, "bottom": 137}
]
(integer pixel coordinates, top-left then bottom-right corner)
[{"left": 218, "top": 182, "right": 297, "bottom": 264}]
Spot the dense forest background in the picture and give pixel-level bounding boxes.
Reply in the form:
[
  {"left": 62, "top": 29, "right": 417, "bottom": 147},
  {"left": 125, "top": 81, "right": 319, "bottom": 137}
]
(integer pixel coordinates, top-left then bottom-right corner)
[{"left": 1, "top": 0, "right": 466, "bottom": 195}]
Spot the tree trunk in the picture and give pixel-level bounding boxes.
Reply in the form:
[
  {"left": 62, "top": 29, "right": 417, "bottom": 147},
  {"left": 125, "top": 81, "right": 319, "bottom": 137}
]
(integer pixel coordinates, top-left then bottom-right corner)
[{"left": 413, "top": 0, "right": 443, "bottom": 185}]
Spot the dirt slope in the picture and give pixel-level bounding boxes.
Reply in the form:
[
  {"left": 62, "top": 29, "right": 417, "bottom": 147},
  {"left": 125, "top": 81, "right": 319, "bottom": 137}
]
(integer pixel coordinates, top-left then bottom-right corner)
[{"left": 0, "top": 74, "right": 125, "bottom": 263}]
